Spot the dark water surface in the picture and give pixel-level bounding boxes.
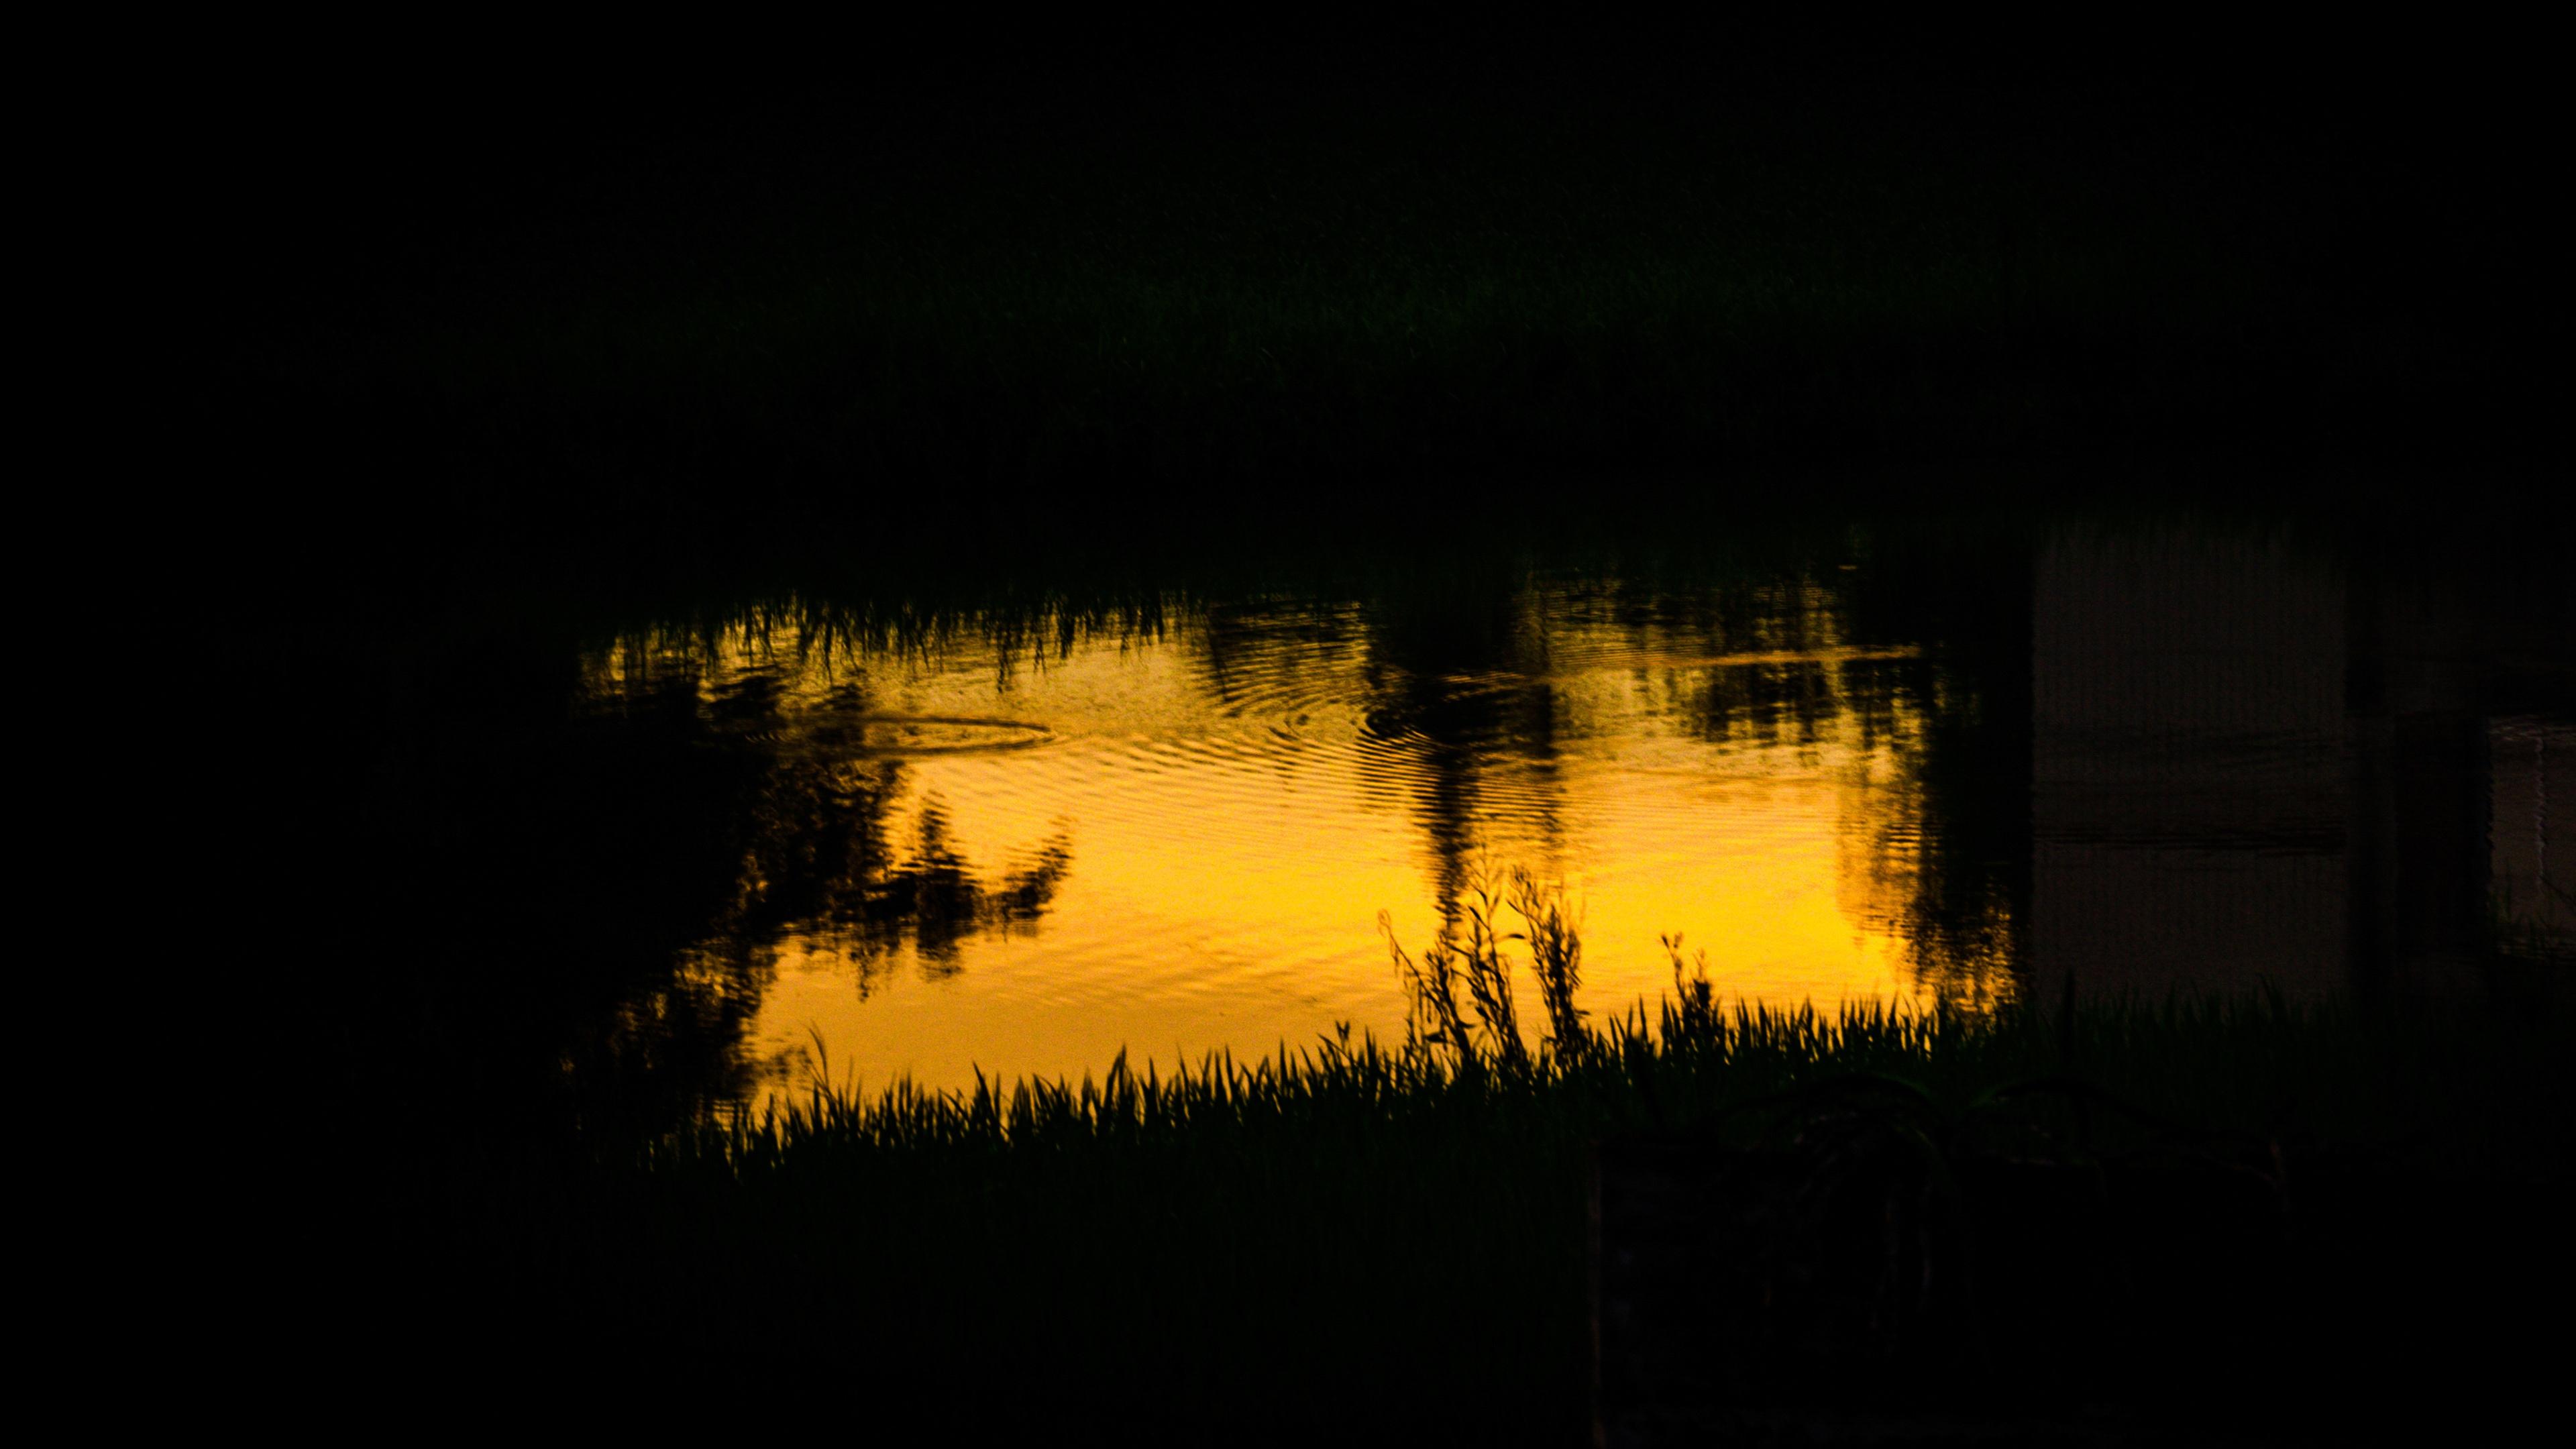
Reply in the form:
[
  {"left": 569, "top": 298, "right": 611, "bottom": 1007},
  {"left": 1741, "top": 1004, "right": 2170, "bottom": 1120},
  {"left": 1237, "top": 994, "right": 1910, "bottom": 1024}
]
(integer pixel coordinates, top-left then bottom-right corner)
[{"left": 350, "top": 511, "right": 2571, "bottom": 1112}]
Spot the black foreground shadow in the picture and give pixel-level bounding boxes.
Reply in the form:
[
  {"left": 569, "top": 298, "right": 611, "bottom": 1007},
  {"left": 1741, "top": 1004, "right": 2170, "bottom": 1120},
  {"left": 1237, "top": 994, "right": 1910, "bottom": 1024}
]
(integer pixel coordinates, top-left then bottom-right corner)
[{"left": 172, "top": 22, "right": 2575, "bottom": 1444}]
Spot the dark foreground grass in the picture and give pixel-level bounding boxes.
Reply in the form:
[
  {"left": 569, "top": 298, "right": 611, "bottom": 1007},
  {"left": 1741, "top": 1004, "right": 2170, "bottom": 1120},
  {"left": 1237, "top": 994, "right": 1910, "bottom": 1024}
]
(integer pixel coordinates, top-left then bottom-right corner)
[{"left": 348, "top": 932, "right": 2571, "bottom": 1442}]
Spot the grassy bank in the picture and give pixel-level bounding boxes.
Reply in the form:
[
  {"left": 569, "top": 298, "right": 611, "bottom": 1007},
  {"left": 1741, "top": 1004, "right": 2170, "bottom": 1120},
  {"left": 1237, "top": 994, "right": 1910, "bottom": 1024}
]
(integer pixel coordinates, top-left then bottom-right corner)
[{"left": 347, "top": 911, "right": 2571, "bottom": 1440}]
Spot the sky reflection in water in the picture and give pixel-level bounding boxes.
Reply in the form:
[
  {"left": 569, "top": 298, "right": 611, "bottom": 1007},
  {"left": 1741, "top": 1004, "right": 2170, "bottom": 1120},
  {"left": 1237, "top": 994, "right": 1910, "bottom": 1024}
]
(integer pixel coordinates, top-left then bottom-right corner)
[
  {"left": 559, "top": 523, "right": 2570, "bottom": 1104},
  {"left": 582, "top": 576, "right": 2001, "bottom": 1093}
]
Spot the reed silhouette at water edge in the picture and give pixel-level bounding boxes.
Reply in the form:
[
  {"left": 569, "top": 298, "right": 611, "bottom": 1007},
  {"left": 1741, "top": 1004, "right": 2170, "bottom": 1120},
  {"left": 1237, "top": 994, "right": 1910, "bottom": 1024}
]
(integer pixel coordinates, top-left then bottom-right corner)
[{"left": 317, "top": 885, "right": 2573, "bottom": 1441}]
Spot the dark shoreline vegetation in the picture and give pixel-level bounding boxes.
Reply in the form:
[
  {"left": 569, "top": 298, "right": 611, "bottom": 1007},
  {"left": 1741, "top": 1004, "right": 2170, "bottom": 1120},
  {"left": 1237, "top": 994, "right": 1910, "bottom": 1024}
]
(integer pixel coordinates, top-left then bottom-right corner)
[
  {"left": 246, "top": 524, "right": 2569, "bottom": 1438},
  {"left": 354, "top": 920, "right": 2570, "bottom": 1441}
]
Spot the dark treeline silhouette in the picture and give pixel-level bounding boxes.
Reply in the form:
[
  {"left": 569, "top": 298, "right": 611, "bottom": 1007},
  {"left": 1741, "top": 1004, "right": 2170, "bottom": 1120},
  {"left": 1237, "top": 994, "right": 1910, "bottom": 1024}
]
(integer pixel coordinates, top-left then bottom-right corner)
[{"left": 171, "top": 19, "right": 2561, "bottom": 593}]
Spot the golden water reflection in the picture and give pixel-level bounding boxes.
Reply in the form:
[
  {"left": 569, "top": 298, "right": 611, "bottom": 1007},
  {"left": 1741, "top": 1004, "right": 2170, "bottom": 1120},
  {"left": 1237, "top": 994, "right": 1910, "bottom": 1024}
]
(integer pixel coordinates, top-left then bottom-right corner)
[{"left": 582, "top": 579, "right": 2012, "bottom": 1093}]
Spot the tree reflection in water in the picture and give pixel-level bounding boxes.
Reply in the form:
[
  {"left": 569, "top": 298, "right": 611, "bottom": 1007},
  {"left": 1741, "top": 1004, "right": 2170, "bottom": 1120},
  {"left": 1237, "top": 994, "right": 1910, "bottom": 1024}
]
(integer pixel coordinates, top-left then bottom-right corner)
[
  {"left": 1350, "top": 557, "right": 2027, "bottom": 1010},
  {"left": 558, "top": 631, "right": 1074, "bottom": 1123},
  {"left": 407, "top": 556, "right": 2026, "bottom": 1133}
]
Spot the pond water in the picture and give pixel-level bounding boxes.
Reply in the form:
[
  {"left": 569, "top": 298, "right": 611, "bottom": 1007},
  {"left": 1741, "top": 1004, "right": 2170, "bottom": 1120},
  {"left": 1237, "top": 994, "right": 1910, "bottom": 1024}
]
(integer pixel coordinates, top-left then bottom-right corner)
[
  {"left": 459, "top": 516, "right": 2565, "bottom": 1104},
  {"left": 592, "top": 588, "right": 1980, "bottom": 1095}
]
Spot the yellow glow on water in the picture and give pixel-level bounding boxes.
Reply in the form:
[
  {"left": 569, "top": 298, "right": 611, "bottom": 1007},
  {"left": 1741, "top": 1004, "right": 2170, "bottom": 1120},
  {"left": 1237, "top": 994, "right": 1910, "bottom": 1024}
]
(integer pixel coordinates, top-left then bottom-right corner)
[{"left": 584, "top": 586, "right": 1982, "bottom": 1095}]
